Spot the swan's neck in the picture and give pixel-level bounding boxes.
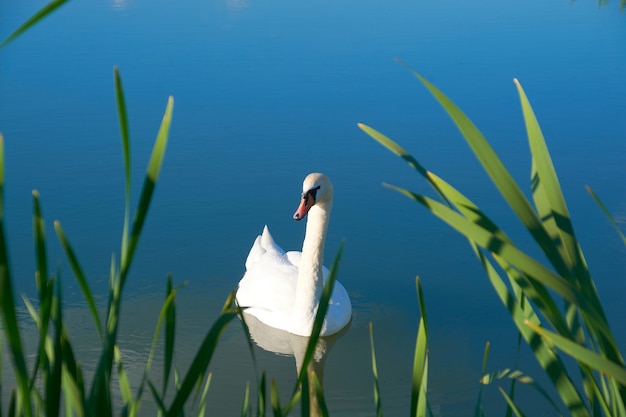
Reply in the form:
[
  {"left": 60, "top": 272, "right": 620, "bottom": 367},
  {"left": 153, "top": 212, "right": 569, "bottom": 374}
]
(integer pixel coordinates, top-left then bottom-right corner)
[{"left": 291, "top": 201, "right": 332, "bottom": 335}]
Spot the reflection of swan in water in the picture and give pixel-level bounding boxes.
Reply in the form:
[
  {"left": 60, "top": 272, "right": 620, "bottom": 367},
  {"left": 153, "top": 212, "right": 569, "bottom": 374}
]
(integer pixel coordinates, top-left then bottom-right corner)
[{"left": 243, "top": 312, "right": 350, "bottom": 416}]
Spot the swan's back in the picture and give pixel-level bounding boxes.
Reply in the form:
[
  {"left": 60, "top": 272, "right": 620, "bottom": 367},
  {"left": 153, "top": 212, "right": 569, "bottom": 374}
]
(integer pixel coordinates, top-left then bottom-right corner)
[{"left": 236, "top": 226, "right": 351, "bottom": 336}]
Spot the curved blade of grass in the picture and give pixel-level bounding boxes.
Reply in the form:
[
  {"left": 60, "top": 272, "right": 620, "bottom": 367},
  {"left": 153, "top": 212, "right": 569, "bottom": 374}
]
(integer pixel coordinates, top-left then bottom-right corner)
[
  {"left": 499, "top": 387, "right": 528, "bottom": 417},
  {"left": 0, "top": 0, "right": 71, "bottom": 49},
  {"left": 586, "top": 186, "right": 626, "bottom": 246},
  {"left": 0, "top": 135, "right": 32, "bottom": 416},
  {"left": 294, "top": 242, "right": 345, "bottom": 387},
  {"left": 516, "top": 82, "right": 625, "bottom": 403},
  {"left": 310, "top": 371, "right": 330, "bottom": 417},
  {"left": 398, "top": 63, "right": 574, "bottom": 282},
  {"left": 270, "top": 379, "right": 283, "bottom": 417},
  {"left": 46, "top": 279, "right": 64, "bottom": 417},
  {"left": 518, "top": 82, "right": 610, "bottom": 357},
  {"left": 165, "top": 305, "right": 238, "bottom": 417},
  {"left": 516, "top": 79, "right": 582, "bottom": 275},
  {"left": 301, "top": 371, "right": 310, "bottom": 417},
  {"left": 369, "top": 323, "right": 384, "bottom": 417},
  {"left": 138, "top": 279, "right": 181, "bottom": 398},
  {"left": 31, "top": 192, "right": 57, "bottom": 388},
  {"left": 386, "top": 184, "right": 611, "bottom": 336},
  {"left": 240, "top": 381, "right": 250, "bottom": 417},
  {"left": 424, "top": 167, "right": 589, "bottom": 411},
  {"left": 472, "top": 342, "right": 490, "bottom": 417},
  {"left": 489, "top": 254, "right": 589, "bottom": 417},
  {"left": 280, "top": 243, "right": 344, "bottom": 415},
  {"left": 32, "top": 191, "right": 49, "bottom": 294},
  {"left": 357, "top": 123, "right": 451, "bottom": 206},
  {"left": 411, "top": 277, "right": 429, "bottom": 417},
  {"left": 258, "top": 372, "right": 267, "bottom": 417},
  {"left": 114, "top": 67, "right": 132, "bottom": 261},
  {"left": 426, "top": 171, "right": 573, "bottom": 337},
  {"left": 196, "top": 373, "right": 213, "bottom": 417},
  {"left": 526, "top": 321, "right": 626, "bottom": 386},
  {"left": 120, "top": 95, "right": 174, "bottom": 281},
  {"left": 54, "top": 221, "right": 103, "bottom": 339},
  {"left": 62, "top": 364, "right": 85, "bottom": 417},
  {"left": 163, "top": 275, "right": 176, "bottom": 395},
  {"left": 282, "top": 385, "right": 301, "bottom": 416},
  {"left": 357, "top": 123, "right": 428, "bottom": 178},
  {"left": 147, "top": 380, "right": 167, "bottom": 416},
  {"left": 113, "top": 346, "right": 133, "bottom": 407},
  {"left": 88, "top": 94, "right": 174, "bottom": 414},
  {"left": 406, "top": 171, "right": 589, "bottom": 415}
]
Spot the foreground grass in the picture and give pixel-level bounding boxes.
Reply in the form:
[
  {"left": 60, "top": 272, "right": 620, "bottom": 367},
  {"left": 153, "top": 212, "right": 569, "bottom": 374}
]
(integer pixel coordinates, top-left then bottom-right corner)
[{"left": 359, "top": 61, "right": 626, "bottom": 416}]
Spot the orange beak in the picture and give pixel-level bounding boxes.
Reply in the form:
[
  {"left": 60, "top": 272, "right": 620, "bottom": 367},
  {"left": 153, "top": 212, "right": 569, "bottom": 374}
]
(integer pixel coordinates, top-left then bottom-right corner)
[{"left": 293, "top": 193, "right": 315, "bottom": 221}]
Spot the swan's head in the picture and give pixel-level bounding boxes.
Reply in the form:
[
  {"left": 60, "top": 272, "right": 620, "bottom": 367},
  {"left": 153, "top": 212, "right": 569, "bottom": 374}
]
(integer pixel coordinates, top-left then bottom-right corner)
[{"left": 293, "top": 173, "right": 333, "bottom": 221}]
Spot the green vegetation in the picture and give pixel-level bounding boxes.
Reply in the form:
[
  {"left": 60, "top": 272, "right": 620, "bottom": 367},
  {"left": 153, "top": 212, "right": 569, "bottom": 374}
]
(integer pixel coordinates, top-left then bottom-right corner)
[{"left": 359, "top": 61, "right": 626, "bottom": 416}]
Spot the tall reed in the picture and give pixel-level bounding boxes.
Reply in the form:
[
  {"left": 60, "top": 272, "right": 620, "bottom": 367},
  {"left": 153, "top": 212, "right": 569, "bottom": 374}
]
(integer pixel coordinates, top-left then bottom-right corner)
[{"left": 359, "top": 62, "right": 626, "bottom": 416}]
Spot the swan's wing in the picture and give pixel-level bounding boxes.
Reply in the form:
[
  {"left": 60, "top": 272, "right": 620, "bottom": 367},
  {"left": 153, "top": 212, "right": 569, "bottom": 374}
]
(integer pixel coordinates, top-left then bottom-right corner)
[
  {"left": 238, "top": 226, "right": 299, "bottom": 331},
  {"left": 323, "top": 281, "right": 352, "bottom": 335},
  {"left": 245, "top": 226, "right": 288, "bottom": 270}
]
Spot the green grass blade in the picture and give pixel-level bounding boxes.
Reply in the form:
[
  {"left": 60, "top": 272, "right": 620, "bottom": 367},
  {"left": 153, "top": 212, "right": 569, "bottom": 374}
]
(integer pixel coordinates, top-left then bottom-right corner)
[
  {"left": 113, "top": 346, "right": 133, "bottom": 407},
  {"left": 399, "top": 172, "right": 589, "bottom": 415},
  {"left": 61, "top": 365, "right": 85, "bottom": 417},
  {"left": 472, "top": 342, "right": 490, "bottom": 417},
  {"left": 120, "top": 96, "right": 174, "bottom": 282},
  {"left": 31, "top": 191, "right": 56, "bottom": 387},
  {"left": 165, "top": 308, "right": 238, "bottom": 417},
  {"left": 357, "top": 123, "right": 428, "bottom": 178},
  {"left": 32, "top": 190, "right": 49, "bottom": 295},
  {"left": 526, "top": 321, "right": 626, "bottom": 386},
  {"left": 400, "top": 65, "right": 573, "bottom": 281},
  {"left": 586, "top": 186, "right": 626, "bottom": 246},
  {"left": 54, "top": 221, "right": 103, "bottom": 339},
  {"left": 147, "top": 380, "right": 167, "bottom": 416},
  {"left": 0, "top": 0, "right": 71, "bottom": 49},
  {"left": 498, "top": 387, "right": 528, "bottom": 417},
  {"left": 163, "top": 275, "right": 176, "bottom": 395},
  {"left": 310, "top": 372, "right": 330, "bottom": 417},
  {"left": 369, "top": 323, "right": 384, "bottom": 417},
  {"left": 114, "top": 67, "right": 132, "bottom": 262},
  {"left": 46, "top": 279, "right": 64, "bottom": 417},
  {"left": 257, "top": 373, "right": 267, "bottom": 417},
  {"left": 0, "top": 134, "right": 32, "bottom": 416},
  {"left": 300, "top": 371, "right": 310, "bottom": 417},
  {"left": 411, "top": 277, "right": 429, "bottom": 417},
  {"left": 196, "top": 373, "right": 213, "bottom": 417},
  {"left": 297, "top": 242, "right": 344, "bottom": 386},
  {"left": 270, "top": 379, "right": 283, "bottom": 417},
  {"left": 386, "top": 184, "right": 610, "bottom": 336},
  {"left": 357, "top": 124, "right": 451, "bottom": 205},
  {"left": 132, "top": 278, "right": 181, "bottom": 407},
  {"left": 516, "top": 79, "right": 581, "bottom": 273},
  {"left": 240, "top": 381, "right": 250, "bottom": 417},
  {"left": 426, "top": 171, "right": 573, "bottom": 336}
]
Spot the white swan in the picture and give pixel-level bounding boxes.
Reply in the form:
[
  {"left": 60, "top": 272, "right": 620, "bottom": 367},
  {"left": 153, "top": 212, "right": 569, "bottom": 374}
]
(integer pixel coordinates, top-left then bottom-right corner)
[{"left": 236, "top": 173, "right": 352, "bottom": 337}]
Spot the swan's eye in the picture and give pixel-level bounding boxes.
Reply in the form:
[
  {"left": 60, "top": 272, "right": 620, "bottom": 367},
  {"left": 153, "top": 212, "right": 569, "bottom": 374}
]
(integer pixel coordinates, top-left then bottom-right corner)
[{"left": 303, "top": 185, "right": 321, "bottom": 203}]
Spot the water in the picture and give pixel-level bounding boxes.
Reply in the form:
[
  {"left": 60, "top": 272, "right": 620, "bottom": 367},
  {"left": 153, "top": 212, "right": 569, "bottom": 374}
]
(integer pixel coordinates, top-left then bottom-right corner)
[{"left": 1, "top": 0, "right": 625, "bottom": 415}]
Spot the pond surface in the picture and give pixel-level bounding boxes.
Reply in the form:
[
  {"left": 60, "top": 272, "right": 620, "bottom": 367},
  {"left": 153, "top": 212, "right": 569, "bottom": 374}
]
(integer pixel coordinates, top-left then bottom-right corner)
[{"left": 1, "top": 0, "right": 625, "bottom": 415}]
